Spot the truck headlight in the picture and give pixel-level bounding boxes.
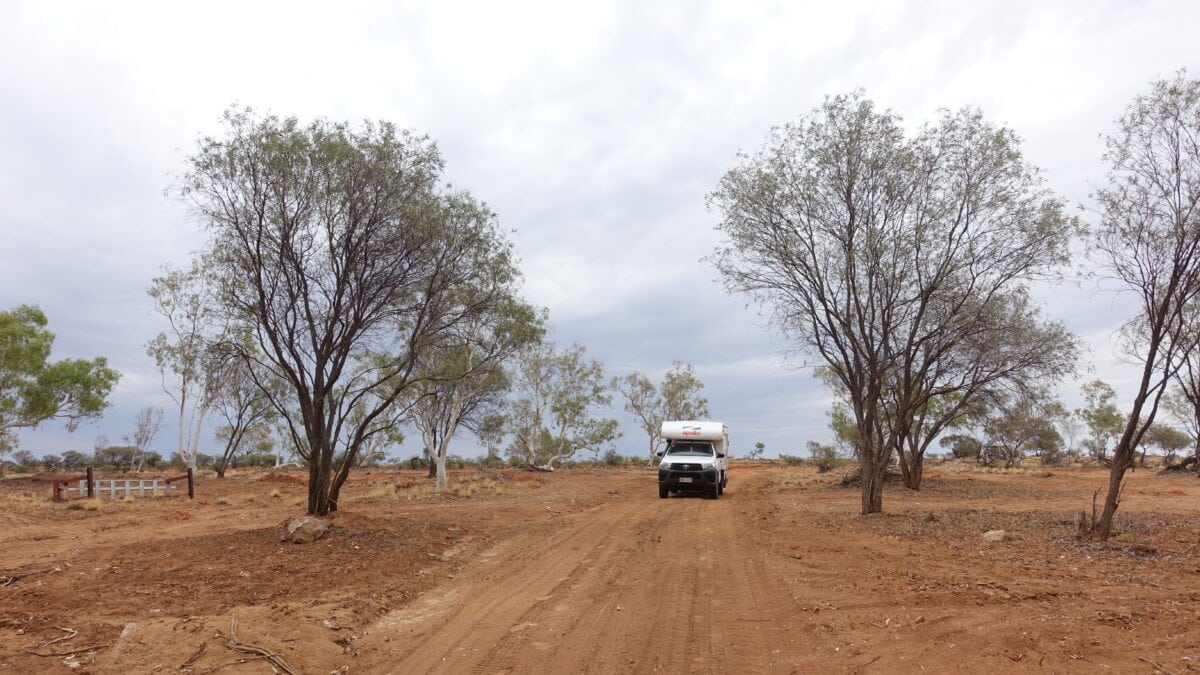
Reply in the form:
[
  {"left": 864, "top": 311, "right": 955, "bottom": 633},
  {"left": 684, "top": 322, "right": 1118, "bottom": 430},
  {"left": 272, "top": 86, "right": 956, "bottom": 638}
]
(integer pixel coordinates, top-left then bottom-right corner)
[{"left": 701, "top": 462, "right": 715, "bottom": 471}]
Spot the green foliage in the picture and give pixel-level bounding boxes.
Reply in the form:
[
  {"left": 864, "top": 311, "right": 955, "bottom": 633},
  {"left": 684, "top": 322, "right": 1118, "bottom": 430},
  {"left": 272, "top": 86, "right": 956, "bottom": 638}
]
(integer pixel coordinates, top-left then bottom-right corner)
[
  {"left": 826, "top": 401, "right": 859, "bottom": 458},
  {"left": 602, "top": 449, "right": 625, "bottom": 466},
  {"left": 1075, "top": 380, "right": 1124, "bottom": 461},
  {"left": 711, "top": 93, "right": 1077, "bottom": 512},
  {"left": 0, "top": 305, "right": 121, "bottom": 454},
  {"left": 1141, "top": 422, "right": 1192, "bottom": 463},
  {"left": 939, "top": 433, "right": 981, "bottom": 459},
  {"left": 237, "top": 452, "right": 277, "bottom": 468},
  {"left": 181, "top": 108, "right": 532, "bottom": 515},
  {"left": 60, "top": 450, "right": 89, "bottom": 468},
  {"left": 92, "top": 445, "right": 136, "bottom": 469},
  {"left": 506, "top": 342, "right": 620, "bottom": 469},
  {"left": 778, "top": 454, "right": 805, "bottom": 467},
  {"left": 806, "top": 441, "right": 838, "bottom": 473},
  {"left": 613, "top": 362, "right": 709, "bottom": 460},
  {"left": 478, "top": 451, "right": 505, "bottom": 469}
]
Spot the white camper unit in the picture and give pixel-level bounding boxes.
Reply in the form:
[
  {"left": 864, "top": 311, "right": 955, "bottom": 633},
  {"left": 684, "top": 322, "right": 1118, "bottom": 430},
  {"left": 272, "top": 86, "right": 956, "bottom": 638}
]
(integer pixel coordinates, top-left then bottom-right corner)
[{"left": 657, "top": 421, "right": 729, "bottom": 499}]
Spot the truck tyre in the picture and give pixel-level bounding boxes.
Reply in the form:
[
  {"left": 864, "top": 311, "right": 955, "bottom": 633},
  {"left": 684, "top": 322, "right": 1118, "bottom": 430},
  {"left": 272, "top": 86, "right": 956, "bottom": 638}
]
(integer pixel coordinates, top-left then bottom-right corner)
[
  {"left": 659, "top": 486, "right": 669, "bottom": 499},
  {"left": 718, "top": 473, "right": 725, "bottom": 495},
  {"left": 709, "top": 482, "right": 720, "bottom": 499}
]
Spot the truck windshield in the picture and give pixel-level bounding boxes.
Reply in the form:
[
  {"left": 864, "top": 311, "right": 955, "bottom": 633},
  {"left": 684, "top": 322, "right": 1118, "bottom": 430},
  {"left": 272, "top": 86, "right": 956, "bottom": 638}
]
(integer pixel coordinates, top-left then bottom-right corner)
[{"left": 666, "top": 443, "right": 714, "bottom": 456}]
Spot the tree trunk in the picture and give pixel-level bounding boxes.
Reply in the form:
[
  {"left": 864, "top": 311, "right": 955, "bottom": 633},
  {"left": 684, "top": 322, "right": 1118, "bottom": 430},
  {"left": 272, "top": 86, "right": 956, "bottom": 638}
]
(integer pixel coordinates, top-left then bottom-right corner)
[
  {"left": 183, "top": 407, "right": 206, "bottom": 472},
  {"left": 896, "top": 442, "right": 923, "bottom": 490},
  {"left": 436, "top": 455, "right": 448, "bottom": 489},
  {"left": 860, "top": 456, "right": 885, "bottom": 514},
  {"left": 1096, "top": 384, "right": 1154, "bottom": 540},
  {"left": 307, "top": 423, "right": 337, "bottom": 515}
]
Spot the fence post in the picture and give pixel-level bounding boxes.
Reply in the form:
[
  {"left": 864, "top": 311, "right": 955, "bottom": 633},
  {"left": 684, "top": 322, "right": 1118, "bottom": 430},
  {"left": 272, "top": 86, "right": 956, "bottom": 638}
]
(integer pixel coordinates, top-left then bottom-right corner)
[
  {"left": 86, "top": 467, "right": 95, "bottom": 499},
  {"left": 187, "top": 468, "right": 194, "bottom": 500}
]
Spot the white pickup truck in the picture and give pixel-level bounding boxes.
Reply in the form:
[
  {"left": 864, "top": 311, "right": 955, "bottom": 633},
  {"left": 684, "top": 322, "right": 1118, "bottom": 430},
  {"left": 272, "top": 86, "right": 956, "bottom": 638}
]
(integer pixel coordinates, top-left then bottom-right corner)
[{"left": 657, "top": 421, "right": 729, "bottom": 499}]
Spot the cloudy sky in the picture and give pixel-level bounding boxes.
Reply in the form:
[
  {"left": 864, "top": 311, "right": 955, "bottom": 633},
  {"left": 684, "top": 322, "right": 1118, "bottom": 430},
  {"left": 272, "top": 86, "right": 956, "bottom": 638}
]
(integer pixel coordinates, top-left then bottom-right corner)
[{"left": 2, "top": 0, "right": 1197, "bottom": 460}]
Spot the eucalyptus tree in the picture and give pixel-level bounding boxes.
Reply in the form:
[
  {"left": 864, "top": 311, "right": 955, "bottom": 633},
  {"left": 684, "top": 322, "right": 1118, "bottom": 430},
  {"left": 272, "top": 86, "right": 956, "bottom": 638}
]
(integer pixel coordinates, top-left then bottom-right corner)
[
  {"left": 127, "top": 406, "right": 165, "bottom": 472},
  {"left": 890, "top": 291, "right": 1077, "bottom": 489},
  {"left": 178, "top": 108, "right": 528, "bottom": 515},
  {"left": 613, "top": 361, "right": 709, "bottom": 463},
  {"left": 1074, "top": 379, "right": 1124, "bottom": 463},
  {"left": 0, "top": 305, "right": 119, "bottom": 454},
  {"left": 408, "top": 298, "right": 543, "bottom": 488},
  {"left": 710, "top": 93, "right": 1075, "bottom": 513},
  {"left": 211, "top": 357, "right": 282, "bottom": 478},
  {"left": 506, "top": 342, "right": 620, "bottom": 470},
  {"left": 1160, "top": 392, "right": 1200, "bottom": 469},
  {"left": 978, "top": 390, "right": 1065, "bottom": 468},
  {"left": 147, "top": 262, "right": 224, "bottom": 471},
  {"left": 1091, "top": 73, "right": 1200, "bottom": 539}
]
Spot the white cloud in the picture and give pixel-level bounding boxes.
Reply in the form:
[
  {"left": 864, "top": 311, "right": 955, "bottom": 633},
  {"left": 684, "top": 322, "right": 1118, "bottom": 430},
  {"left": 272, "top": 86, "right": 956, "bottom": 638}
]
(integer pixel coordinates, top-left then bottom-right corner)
[{"left": 2, "top": 0, "right": 1198, "bottom": 457}]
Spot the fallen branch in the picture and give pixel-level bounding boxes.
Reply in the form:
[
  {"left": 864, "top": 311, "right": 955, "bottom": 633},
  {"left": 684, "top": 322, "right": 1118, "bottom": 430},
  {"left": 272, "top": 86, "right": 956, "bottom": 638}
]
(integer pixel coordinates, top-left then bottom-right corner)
[
  {"left": 225, "top": 617, "right": 299, "bottom": 675},
  {"left": 1138, "top": 656, "right": 1176, "bottom": 675},
  {"left": 180, "top": 640, "right": 208, "bottom": 669},
  {"left": 39, "top": 626, "right": 78, "bottom": 650},
  {"left": 22, "top": 643, "right": 109, "bottom": 657}
]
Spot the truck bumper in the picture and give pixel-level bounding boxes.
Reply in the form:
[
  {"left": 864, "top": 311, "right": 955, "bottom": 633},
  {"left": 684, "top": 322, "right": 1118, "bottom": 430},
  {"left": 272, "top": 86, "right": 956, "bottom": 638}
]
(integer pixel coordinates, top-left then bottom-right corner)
[{"left": 658, "top": 468, "right": 719, "bottom": 492}]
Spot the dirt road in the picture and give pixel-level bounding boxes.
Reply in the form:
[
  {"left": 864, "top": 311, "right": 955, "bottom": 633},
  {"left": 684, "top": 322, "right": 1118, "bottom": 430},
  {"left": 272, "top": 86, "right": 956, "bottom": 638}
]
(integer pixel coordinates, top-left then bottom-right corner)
[{"left": 359, "top": 478, "right": 817, "bottom": 673}]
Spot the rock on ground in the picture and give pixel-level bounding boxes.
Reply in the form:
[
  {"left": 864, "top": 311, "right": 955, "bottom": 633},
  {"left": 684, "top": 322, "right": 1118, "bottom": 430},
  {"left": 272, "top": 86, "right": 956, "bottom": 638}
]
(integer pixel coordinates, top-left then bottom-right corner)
[{"left": 284, "top": 516, "right": 332, "bottom": 544}]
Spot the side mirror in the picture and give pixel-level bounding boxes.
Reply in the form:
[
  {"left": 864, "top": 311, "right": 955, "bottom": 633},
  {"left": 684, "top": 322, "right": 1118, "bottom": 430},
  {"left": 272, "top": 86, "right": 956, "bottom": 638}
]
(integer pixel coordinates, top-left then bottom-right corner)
[
  {"left": 716, "top": 453, "right": 725, "bottom": 458},
  {"left": 655, "top": 450, "right": 665, "bottom": 457}
]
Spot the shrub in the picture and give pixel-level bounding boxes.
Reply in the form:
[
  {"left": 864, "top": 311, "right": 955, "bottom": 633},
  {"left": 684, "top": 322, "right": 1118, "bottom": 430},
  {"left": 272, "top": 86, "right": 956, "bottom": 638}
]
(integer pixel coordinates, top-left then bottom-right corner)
[
  {"left": 603, "top": 449, "right": 624, "bottom": 467},
  {"left": 478, "top": 452, "right": 505, "bottom": 469},
  {"left": 779, "top": 454, "right": 805, "bottom": 467},
  {"left": 810, "top": 444, "right": 838, "bottom": 473},
  {"left": 238, "top": 452, "right": 278, "bottom": 468}
]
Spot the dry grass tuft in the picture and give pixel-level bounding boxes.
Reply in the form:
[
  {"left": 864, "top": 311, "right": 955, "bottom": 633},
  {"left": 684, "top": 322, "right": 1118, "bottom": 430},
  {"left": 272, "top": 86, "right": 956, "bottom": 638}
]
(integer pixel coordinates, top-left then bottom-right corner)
[
  {"left": 214, "top": 496, "right": 232, "bottom": 506},
  {"left": 66, "top": 499, "right": 103, "bottom": 511},
  {"left": 349, "top": 473, "right": 508, "bottom": 502},
  {"left": 269, "top": 489, "right": 282, "bottom": 499}
]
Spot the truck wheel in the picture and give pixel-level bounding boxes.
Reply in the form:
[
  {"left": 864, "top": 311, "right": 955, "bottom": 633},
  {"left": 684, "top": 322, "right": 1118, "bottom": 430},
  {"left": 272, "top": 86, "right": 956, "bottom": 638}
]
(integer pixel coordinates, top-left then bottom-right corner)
[
  {"left": 659, "top": 486, "right": 669, "bottom": 499},
  {"left": 718, "top": 473, "right": 725, "bottom": 495},
  {"left": 709, "top": 482, "right": 720, "bottom": 499}
]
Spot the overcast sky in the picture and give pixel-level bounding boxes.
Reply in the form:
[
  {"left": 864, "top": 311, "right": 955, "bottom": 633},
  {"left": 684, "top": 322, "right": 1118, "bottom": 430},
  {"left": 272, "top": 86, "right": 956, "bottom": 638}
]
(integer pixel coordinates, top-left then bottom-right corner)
[{"left": 2, "top": 0, "right": 1198, "bottom": 460}]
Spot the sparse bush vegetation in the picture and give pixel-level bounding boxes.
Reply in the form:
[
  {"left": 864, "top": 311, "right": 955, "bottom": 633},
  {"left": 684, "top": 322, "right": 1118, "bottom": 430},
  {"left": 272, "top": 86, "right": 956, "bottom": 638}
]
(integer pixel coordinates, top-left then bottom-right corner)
[
  {"left": 66, "top": 499, "right": 103, "bottom": 511},
  {"left": 779, "top": 454, "right": 805, "bottom": 467},
  {"left": 478, "top": 452, "right": 505, "bottom": 469},
  {"left": 807, "top": 441, "right": 838, "bottom": 473},
  {"left": 237, "top": 452, "right": 278, "bottom": 468}
]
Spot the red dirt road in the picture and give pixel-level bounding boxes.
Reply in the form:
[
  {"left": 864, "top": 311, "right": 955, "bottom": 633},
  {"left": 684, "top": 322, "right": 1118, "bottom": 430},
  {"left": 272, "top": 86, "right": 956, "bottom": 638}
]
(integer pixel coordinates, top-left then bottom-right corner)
[{"left": 2, "top": 463, "right": 1199, "bottom": 673}]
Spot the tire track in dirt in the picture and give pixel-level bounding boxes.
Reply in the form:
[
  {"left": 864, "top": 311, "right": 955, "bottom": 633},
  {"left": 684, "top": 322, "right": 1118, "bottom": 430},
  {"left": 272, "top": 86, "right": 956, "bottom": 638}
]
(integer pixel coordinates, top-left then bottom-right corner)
[{"left": 359, "top": 475, "right": 816, "bottom": 673}]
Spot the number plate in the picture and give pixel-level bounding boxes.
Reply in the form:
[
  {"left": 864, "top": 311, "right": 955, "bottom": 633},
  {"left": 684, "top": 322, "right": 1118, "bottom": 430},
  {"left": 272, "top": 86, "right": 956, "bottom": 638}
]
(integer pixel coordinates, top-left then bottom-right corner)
[{"left": 679, "top": 477, "right": 693, "bottom": 483}]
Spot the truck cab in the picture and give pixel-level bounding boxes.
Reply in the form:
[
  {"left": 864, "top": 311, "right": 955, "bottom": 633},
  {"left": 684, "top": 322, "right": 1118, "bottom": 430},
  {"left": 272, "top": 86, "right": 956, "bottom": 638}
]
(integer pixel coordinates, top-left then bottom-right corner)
[{"left": 658, "top": 421, "right": 728, "bottom": 499}]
